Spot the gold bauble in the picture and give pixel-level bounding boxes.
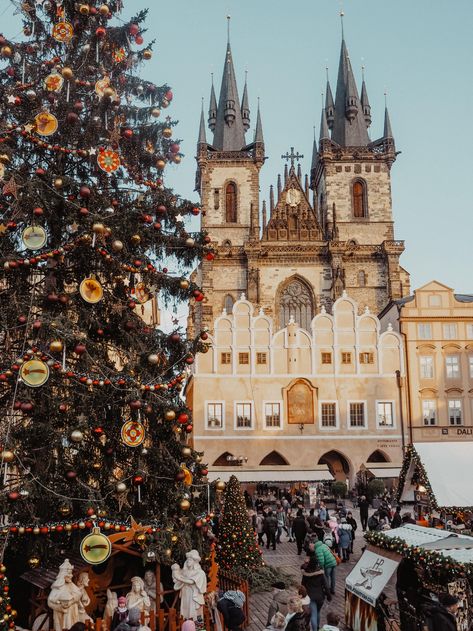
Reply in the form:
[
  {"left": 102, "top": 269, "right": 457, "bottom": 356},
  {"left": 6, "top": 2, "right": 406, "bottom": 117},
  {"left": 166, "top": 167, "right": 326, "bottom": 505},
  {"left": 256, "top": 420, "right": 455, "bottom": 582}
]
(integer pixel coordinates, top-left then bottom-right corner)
[
  {"left": 134, "top": 532, "right": 147, "bottom": 546},
  {"left": 98, "top": 509, "right": 107, "bottom": 517},
  {"left": 92, "top": 222, "right": 106, "bottom": 234},
  {"left": 130, "top": 234, "right": 141, "bottom": 245},
  {"left": 116, "top": 482, "right": 127, "bottom": 493},
  {"left": 164, "top": 548, "right": 172, "bottom": 556},
  {"left": 165, "top": 410, "right": 176, "bottom": 421},
  {"left": 163, "top": 128, "right": 172, "bottom": 139},
  {"left": 92, "top": 462, "right": 101, "bottom": 470},
  {"left": 171, "top": 534, "right": 178, "bottom": 543},
  {"left": 79, "top": 4, "right": 90, "bottom": 14},
  {"left": 156, "top": 159, "right": 166, "bottom": 170},
  {"left": 179, "top": 499, "right": 190, "bottom": 511},
  {"left": 181, "top": 446, "right": 192, "bottom": 457},
  {"left": 1, "top": 451, "right": 14, "bottom": 463},
  {"left": 143, "top": 49, "right": 152, "bottom": 60},
  {"left": 65, "top": 524, "right": 72, "bottom": 532},
  {"left": 49, "top": 340, "right": 64, "bottom": 353},
  {"left": 70, "top": 429, "right": 83, "bottom": 443},
  {"left": 61, "top": 67, "right": 74, "bottom": 80},
  {"left": 28, "top": 556, "right": 40, "bottom": 569},
  {"left": 58, "top": 505, "right": 71, "bottom": 516},
  {"left": 99, "top": 4, "right": 109, "bottom": 15},
  {"left": 215, "top": 481, "right": 226, "bottom": 492},
  {"left": 151, "top": 108, "right": 160, "bottom": 118},
  {"left": 54, "top": 178, "right": 63, "bottom": 189},
  {"left": 185, "top": 238, "right": 195, "bottom": 247},
  {"left": 1, "top": 46, "right": 13, "bottom": 58},
  {"left": 173, "top": 155, "right": 181, "bottom": 164},
  {"left": 179, "top": 279, "right": 190, "bottom": 289},
  {"left": 111, "top": 239, "right": 123, "bottom": 252},
  {"left": 147, "top": 353, "right": 159, "bottom": 365},
  {"left": 103, "top": 86, "right": 115, "bottom": 98}
]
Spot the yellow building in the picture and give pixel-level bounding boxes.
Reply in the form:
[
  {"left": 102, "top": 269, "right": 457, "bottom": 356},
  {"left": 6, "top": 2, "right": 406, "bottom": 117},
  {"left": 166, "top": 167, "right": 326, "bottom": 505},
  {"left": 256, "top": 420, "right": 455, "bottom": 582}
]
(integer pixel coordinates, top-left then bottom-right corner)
[
  {"left": 380, "top": 281, "right": 473, "bottom": 443},
  {"left": 187, "top": 293, "right": 405, "bottom": 484}
]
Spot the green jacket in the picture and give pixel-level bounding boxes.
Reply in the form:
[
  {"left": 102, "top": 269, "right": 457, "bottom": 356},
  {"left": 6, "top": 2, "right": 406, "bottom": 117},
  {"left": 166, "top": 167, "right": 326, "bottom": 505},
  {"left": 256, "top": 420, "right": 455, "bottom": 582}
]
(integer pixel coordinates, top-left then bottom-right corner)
[{"left": 314, "top": 540, "right": 337, "bottom": 569}]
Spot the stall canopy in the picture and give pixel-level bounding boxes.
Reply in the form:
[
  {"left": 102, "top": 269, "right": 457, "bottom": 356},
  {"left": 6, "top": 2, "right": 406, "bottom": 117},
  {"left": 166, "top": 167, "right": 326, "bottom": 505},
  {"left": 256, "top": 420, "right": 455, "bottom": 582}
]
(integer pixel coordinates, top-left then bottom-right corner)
[
  {"left": 365, "top": 462, "right": 402, "bottom": 478},
  {"left": 207, "top": 465, "right": 333, "bottom": 483},
  {"left": 399, "top": 442, "right": 473, "bottom": 508}
]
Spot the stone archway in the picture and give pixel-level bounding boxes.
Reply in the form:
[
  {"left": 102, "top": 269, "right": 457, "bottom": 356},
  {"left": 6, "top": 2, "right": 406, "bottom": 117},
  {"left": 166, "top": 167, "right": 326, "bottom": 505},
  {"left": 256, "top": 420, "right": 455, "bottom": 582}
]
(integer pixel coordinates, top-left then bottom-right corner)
[
  {"left": 259, "top": 451, "right": 289, "bottom": 466},
  {"left": 367, "top": 450, "right": 390, "bottom": 463},
  {"left": 213, "top": 452, "right": 234, "bottom": 466},
  {"left": 318, "top": 450, "right": 351, "bottom": 482}
]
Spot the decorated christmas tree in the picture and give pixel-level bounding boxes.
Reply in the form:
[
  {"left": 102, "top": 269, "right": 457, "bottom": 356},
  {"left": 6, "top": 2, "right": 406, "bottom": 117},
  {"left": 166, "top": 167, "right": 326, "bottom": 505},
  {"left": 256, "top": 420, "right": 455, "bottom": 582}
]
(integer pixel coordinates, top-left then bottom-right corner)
[
  {"left": 0, "top": 0, "right": 212, "bottom": 596},
  {"left": 217, "top": 476, "right": 263, "bottom": 576}
]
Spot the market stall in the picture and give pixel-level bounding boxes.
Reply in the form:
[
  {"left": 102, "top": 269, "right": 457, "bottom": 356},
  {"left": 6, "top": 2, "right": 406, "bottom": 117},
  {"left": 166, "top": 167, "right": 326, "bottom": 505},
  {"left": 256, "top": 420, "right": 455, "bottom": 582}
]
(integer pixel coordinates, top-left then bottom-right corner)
[
  {"left": 350, "top": 523, "right": 473, "bottom": 631},
  {"left": 397, "top": 442, "right": 473, "bottom": 526}
]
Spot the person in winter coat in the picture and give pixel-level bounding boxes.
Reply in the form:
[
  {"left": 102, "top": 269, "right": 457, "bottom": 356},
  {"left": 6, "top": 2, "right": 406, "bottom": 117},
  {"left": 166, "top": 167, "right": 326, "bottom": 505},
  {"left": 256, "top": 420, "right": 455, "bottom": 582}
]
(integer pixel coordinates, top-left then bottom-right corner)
[
  {"left": 292, "top": 509, "right": 308, "bottom": 555},
  {"left": 311, "top": 538, "right": 337, "bottom": 594},
  {"left": 367, "top": 512, "right": 379, "bottom": 531},
  {"left": 326, "top": 516, "right": 340, "bottom": 550},
  {"left": 266, "top": 582, "right": 292, "bottom": 625},
  {"left": 287, "top": 509, "right": 295, "bottom": 542},
  {"left": 358, "top": 495, "right": 370, "bottom": 530},
  {"left": 427, "top": 593, "right": 459, "bottom": 631},
  {"left": 301, "top": 554, "right": 331, "bottom": 631},
  {"left": 264, "top": 612, "right": 287, "bottom": 631},
  {"left": 256, "top": 510, "right": 266, "bottom": 546},
  {"left": 346, "top": 511, "right": 358, "bottom": 554},
  {"left": 318, "top": 502, "right": 328, "bottom": 523},
  {"left": 217, "top": 590, "right": 246, "bottom": 631},
  {"left": 298, "top": 585, "right": 311, "bottom": 631},
  {"left": 320, "top": 611, "right": 341, "bottom": 631},
  {"left": 337, "top": 517, "right": 353, "bottom": 561},
  {"left": 285, "top": 596, "right": 307, "bottom": 631},
  {"left": 264, "top": 511, "right": 278, "bottom": 550},
  {"left": 310, "top": 515, "right": 325, "bottom": 543},
  {"left": 276, "top": 506, "right": 288, "bottom": 543},
  {"left": 111, "top": 597, "right": 129, "bottom": 631},
  {"left": 113, "top": 608, "right": 141, "bottom": 631},
  {"left": 390, "top": 506, "right": 402, "bottom": 529}
]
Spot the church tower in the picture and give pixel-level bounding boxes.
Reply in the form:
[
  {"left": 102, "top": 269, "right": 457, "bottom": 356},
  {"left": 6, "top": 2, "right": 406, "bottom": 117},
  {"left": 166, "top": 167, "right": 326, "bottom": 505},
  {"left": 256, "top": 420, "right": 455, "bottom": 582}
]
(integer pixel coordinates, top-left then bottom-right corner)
[
  {"left": 193, "top": 35, "right": 265, "bottom": 332},
  {"left": 311, "top": 35, "right": 410, "bottom": 311}
]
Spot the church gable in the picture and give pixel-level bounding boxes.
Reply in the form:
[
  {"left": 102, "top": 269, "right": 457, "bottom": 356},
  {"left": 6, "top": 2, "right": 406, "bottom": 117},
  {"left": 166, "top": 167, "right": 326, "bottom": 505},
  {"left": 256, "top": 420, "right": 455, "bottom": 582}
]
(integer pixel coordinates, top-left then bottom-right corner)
[{"left": 263, "top": 166, "right": 322, "bottom": 242}]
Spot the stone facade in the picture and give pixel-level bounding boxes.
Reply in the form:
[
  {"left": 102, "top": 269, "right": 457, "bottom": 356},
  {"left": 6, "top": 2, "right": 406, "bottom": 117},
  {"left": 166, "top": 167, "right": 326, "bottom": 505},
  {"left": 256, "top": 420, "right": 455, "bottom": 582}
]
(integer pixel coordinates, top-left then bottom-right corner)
[
  {"left": 188, "top": 294, "right": 405, "bottom": 483},
  {"left": 379, "top": 281, "right": 473, "bottom": 444}
]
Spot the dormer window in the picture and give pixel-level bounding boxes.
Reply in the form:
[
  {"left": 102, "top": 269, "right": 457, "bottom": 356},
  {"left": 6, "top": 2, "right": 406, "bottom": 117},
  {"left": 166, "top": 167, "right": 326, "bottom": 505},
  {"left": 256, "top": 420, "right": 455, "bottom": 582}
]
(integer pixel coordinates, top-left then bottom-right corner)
[{"left": 225, "top": 182, "right": 237, "bottom": 223}]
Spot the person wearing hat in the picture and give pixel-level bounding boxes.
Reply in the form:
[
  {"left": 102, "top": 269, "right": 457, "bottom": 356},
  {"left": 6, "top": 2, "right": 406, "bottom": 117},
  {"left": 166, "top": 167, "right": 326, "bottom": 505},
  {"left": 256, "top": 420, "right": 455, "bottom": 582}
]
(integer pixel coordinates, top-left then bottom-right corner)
[
  {"left": 266, "top": 581, "right": 292, "bottom": 625},
  {"left": 217, "top": 590, "right": 246, "bottom": 631},
  {"left": 113, "top": 608, "right": 141, "bottom": 631},
  {"left": 336, "top": 517, "right": 352, "bottom": 562},
  {"left": 301, "top": 554, "right": 331, "bottom": 631},
  {"left": 428, "top": 593, "right": 459, "bottom": 631},
  {"left": 111, "top": 596, "right": 129, "bottom": 630}
]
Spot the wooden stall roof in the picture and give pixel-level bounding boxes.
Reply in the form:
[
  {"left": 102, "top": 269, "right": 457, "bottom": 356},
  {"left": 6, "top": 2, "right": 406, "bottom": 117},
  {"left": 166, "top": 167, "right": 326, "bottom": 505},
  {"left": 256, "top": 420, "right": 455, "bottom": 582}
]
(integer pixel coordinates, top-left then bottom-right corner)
[{"left": 20, "top": 553, "right": 89, "bottom": 589}]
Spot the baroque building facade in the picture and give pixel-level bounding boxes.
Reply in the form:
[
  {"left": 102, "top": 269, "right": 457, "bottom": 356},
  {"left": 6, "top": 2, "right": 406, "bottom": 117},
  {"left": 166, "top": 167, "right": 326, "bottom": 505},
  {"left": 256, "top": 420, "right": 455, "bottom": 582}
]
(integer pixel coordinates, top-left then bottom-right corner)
[{"left": 188, "top": 31, "right": 412, "bottom": 483}]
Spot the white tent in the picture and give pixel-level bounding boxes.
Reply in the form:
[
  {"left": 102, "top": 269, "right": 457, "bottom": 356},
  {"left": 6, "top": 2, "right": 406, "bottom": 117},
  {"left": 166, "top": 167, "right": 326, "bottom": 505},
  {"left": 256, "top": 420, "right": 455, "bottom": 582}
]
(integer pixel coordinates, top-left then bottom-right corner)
[{"left": 207, "top": 465, "right": 333, "bottom": 483}]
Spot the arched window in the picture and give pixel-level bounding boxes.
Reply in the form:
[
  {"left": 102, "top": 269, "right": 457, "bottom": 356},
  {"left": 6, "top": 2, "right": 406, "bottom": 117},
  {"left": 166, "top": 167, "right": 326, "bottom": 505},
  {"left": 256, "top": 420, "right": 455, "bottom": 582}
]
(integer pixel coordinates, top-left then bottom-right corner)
[
  {"left": 358, "top": 270, "right": 367, "bottom": 287},
  {"left": 225, "top": 182, "right": 237, "bottom": 223},
  {"left": 224, "top": 294, "right": 234, "bottom": 314},
  {"left": 353, "top": 180, "right": 367, "bottom": 218},
  {"left": 279, "top": 279, "right": 314, "bottom": 331}
]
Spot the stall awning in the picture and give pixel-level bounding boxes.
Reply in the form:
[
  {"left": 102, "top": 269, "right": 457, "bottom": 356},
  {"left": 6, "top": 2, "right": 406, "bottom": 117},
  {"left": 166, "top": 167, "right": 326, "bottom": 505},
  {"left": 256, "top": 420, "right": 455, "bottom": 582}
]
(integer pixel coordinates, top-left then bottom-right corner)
[
  {"left": 346, "top": 549, "right": 399, "bottom": 607},
  {"left": 207, "top": 466, "right": 333, "bottom": 483},
  {"left": 366, "top": 465, "right": 401, "bottom": 479},
  {"left": 414, "top": 442, "right": 473, "bottom": 508}
]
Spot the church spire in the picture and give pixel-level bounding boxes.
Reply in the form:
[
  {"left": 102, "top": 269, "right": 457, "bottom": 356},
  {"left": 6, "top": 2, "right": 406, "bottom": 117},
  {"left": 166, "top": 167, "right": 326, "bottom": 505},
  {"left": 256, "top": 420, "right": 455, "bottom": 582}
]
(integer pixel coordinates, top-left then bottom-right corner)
[
  {"left": 319, "top": 105, "right": 330, "bottom": 141},
  {"left": 208, "top": 76, "right": 217, "bottom": 132},
  {"left": 254, "top": 99, "right": 264, "bottom": 144},
  {"left": 360, "top": 67, "right": 371, "bottom": 128},
  {"left": 198, "top": 100, "right": 207, "bottom": 145},
  {"left": 383, "top": 105, "right": 393, "bottom": 140},
  {"left": 212, "top": 37, "right": 247, "bottom": 151},
  {"left": 325, "top": 69, "right": 335, "bottom": 130},
  {"left": 241, "top": 72, "right": 250, "bottom": 132},
  {"left": 311, "top": 128, "right": 318, "bottom": 170},
  {"left": 332, "top": 38, "right": 370, "bottom": 146}
]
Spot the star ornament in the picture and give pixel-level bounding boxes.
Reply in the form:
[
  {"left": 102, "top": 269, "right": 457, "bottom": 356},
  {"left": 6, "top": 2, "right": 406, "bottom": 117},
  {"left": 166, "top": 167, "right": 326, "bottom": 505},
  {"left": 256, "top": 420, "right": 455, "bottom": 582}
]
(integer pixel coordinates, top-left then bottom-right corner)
[
  {"left": 175, "top": 213, "right": 184, "bottom": 223},
  {"left": 108, "top": 517, "right": 152, "bottom": 549},
  {"left": 7, "top": 95, "right": 16, "bottom": 104}
]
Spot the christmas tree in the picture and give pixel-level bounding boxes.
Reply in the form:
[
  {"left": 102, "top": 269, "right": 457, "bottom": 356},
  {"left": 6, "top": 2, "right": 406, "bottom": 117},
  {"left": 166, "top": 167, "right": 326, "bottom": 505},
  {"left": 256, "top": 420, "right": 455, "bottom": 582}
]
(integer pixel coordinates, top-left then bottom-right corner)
[
  {"left": 217, "top": 476, "right": 263, "bottom": 576},
  {"left": 0, "top": 0, "right": 212, "bottom": 591}
]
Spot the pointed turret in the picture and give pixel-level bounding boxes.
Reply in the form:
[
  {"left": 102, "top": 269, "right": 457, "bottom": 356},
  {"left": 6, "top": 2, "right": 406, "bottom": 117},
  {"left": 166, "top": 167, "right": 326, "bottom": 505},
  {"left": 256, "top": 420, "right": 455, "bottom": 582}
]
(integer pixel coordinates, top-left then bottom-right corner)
[
  {"left": 360, "top": 72, "right": 371, "bottom": 128},
  {"left": 198, "top": 103, "right": 207, "bottom": 145},
  {"left": 212, "top": 43, "right": 247, "bottom": 151},
  {"left": 311, "top": 130, "right": 318, "bottom": 170},
  {"left": 254, "top": 101, "right": 264, "bottom": 145},
  {"left": 241, "top": 75, "right": 250, "bottom": 132},
  {"left": 325, "top": 75, "right": 335, "bottom": 129},
  {"left": 208, "top": 78, "right": 217, "bottom": 132},
  {"left": 319, "top": 106, "right": 330, "bottom": 141},
  {"left": 383, "top": 106, "right": 393, "bottom": 140},
  {"left": 332, "top": 38, "right": 370, "bottom": 147}
]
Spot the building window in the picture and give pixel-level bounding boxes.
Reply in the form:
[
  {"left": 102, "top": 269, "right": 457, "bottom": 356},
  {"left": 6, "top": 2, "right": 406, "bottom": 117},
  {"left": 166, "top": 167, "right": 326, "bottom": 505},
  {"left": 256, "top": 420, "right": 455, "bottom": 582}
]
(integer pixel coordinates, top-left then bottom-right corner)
[
  {"left": 446, "top": 355, "right": 460, "bottom": 379},
  {"left": 321, "top": 352, "right": 332, "bottom": 365},
  {"left": 428, "top": 295, "right": 441, "bottom": 307},
  {"left": 376, "top": 402, "right": 394, "bottom": 427},
  {"left": 238, "top": 352, "right": 249, "bottom": 365},
  {"left": 207, "top": 403, "right": 223, "bottom": 429},
  {"left": 467, "top": 324, "right": 473, "bottom": 339},
  {"left": 256, "top": 352, "right": 267, "bottom": 365},
  {"left": 224, "top": 294, "right": 234, "bottom": 313},
  {"left": 221, "top": 352, "right": 231, "bottom": 365},
  {"left": 321, "top": 403, "right": 337, "bottom": 428},
  {"left": 341, "top": 352, "right": 352, "bottom": 364},
  {"left": 352, "top": 180, "right": 367, "bottom": 218},
  {"left": 357, "top": 270, "right": 367, "bottom": 287},
  {"left": 279, "top": 279, "right": 314, "bottom": 331},
  {"left": 264, "top": 403, "right": 281, "bottom": 428},
  {"left": 419, "top": 356, "right": 434, "bottom": 379},
  {"left": 349, "top": 402, "right": 366, "bottom": 428},
  {"left": 235, "top": 402, "right": 252, "bottom": 429},
  {"left": 469, "top": 355, "right": 473, "bottom": 378},
  {"left": 418, "top": 323, "right": 432, "bottom": 340},
  {"left": 422, "top": 400, "right": 437, "bottom": 426},
  {"left": 443, "top": 323, "right": 458, "bottom": 340},
  {"left": 359, "top": 352, "right": 374, "bottom": 365},
  {"left": 225, "top": 182, "right": 237, "bottom": 223},
  {"left": 448, "top": 399, "right": 462, "bottom": 425}
]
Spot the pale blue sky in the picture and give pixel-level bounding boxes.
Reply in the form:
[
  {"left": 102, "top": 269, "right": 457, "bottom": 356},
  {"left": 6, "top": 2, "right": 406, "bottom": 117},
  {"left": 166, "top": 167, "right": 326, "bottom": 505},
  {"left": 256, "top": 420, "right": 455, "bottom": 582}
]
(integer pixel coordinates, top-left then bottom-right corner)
[{"left": 3, "top": 1, "right": 472, "bottom": 294}]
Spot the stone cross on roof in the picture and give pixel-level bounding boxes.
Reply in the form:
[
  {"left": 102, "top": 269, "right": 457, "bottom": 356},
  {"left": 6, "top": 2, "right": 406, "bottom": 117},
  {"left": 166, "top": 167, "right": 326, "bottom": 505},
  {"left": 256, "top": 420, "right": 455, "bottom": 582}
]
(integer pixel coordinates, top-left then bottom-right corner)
[{"left": 281, "top": 147, "right": 304, "bottom": 168}]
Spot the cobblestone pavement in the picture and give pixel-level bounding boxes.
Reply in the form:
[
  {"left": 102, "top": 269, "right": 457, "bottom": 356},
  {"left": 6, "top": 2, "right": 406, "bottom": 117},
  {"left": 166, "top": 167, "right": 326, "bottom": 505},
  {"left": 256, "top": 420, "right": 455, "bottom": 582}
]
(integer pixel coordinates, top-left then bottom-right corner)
[{"left": 247, "top": 509, "right": 396, "bottom": 631}]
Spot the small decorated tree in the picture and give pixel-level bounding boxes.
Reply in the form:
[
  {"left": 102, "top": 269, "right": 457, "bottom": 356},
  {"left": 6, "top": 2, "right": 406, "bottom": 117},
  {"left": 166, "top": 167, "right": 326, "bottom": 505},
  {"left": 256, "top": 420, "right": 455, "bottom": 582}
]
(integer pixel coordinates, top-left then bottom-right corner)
[{"left": 217, "top": 475, "right": 263, "bottom": 576}]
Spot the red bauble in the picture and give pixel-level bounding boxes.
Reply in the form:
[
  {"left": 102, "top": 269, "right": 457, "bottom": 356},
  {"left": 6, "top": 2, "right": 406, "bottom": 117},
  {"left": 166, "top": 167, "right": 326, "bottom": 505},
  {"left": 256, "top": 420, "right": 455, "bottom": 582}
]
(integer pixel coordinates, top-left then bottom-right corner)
[
  {"left": 17, "top": 315, "right": 27, "bottom": 324},
  {"left": 170, "top": 332, "right": 180, "bottom": 342},
  {"left": 153, "top": 222, "right": 162, "bottom": 230},
  {"left": 7, "top": 492, "right": 19, "bottom": 501},
  {"left": 175, "top": 471, "right": 185, "bottom": 482},
  {"left": 86, "top": 507, "right": 95, "bottom": 516},
  {"left": 204, "top": 235, "right": 212, "bottom": 244},
  {"left": 185, "top": 424, "right": 193, "bottom": 433},
  {"left": 129, "top": 23, "right": 139, "bottom": 36},
  {"left": 205, "top": 253, "right": 215, "bottom": 261},
  {"left": 66, "top": 111, "right": 79, "bottom": 125},
  {"left": 33, "top": 206, "right": 44, "bottom": 216},
  {"left": 200, "top": 332, "right": 208, "bottom": 340},
  {"left": 156, "top": 205, "right": 167, "bottom": 215},
  {"left": 200, "top": 468, "right": 209, "bottom": 476},
  {"left": 129, "top": 400, "right": 142, "bottom": 410},
  {"left": 135, "top": 35, "right": 144, "bottom": 45},
  {"left": 165, "top": 90, "right": 173, "bottom": 101},
  {"left": 191, "top": 207, "right": 200, "bottom": 216},
  {"left": 36, "top": 168, "right": 46, "bottom": 176},
  {"left": 74, "top": 100, "right": 84, "bottom": 111},
  {"left": 79, "top": 207, "right": 89, "bottom": 216},
  {"left": 195, "top": 294, "right": 204, "bottom": 302},
  {"left": 92, "top": 427, "right": 104, "bottom": 437},
  {"left": 195, "top": 519, "right": 202, "bottom": 528},
  {"left": 95, "top": 26, "right": 106, "bottom": 37},
  {"left": 122, "top": 129, "right": 133, "bottom": 139},
  {"left": 21, "top": 402, "right": 33, "bottom": 413},
  {"left": 132, "top": 474, "right": 144, "bottom": 486},
  {"left": 79, "top": 185, "right": 91, "bottom": 198},
  {"left": 170, "top": 143, "right": 180, "bottom": 154},
  {"left": 185, "top": 356, "right": 195, "bottom": 365},
  {"left": 66, "top": 470, "right": 77, "bottom": 480},
  {"left": 74, "top": 343, "right": 86, "bottom": 355}
]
